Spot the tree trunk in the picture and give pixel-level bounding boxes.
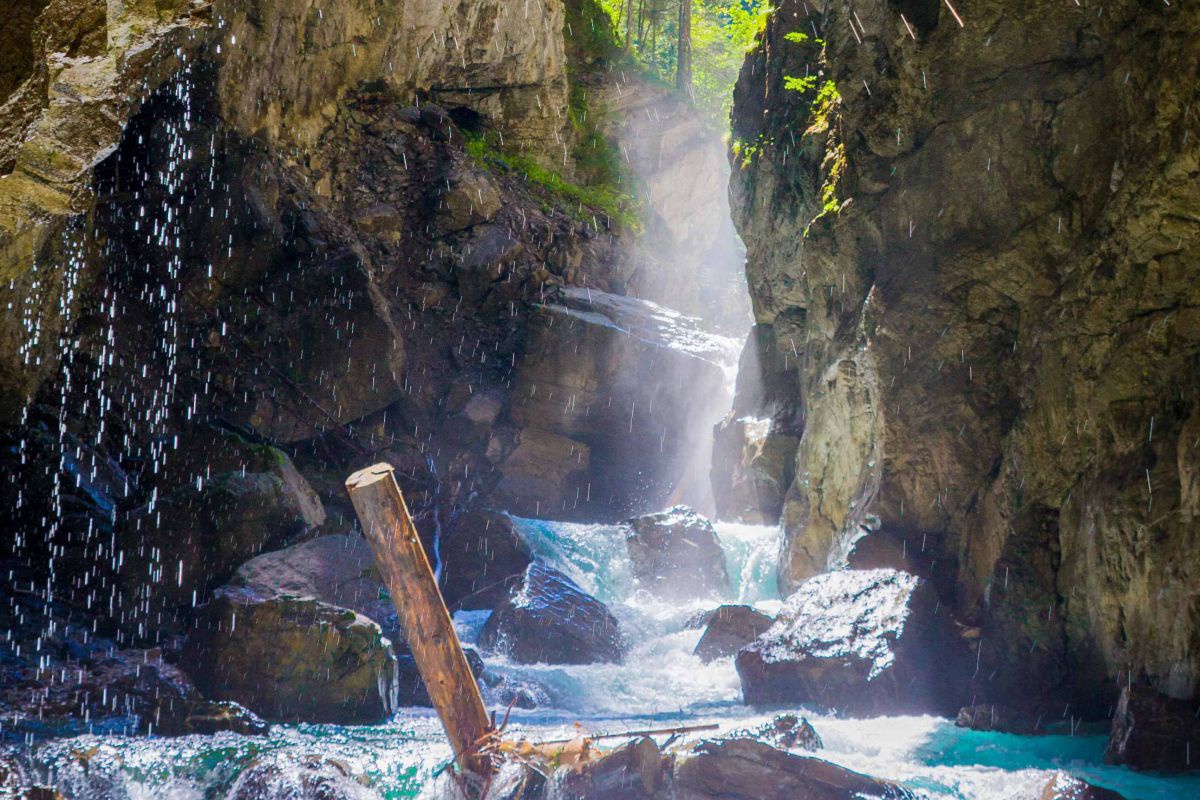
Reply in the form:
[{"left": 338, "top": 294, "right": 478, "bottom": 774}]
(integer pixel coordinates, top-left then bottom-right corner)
[
  {"left": 676, "top": 0, "right": 692, "bottom": 93},
  {"left": 345, "top": 463, "right": 495, "bottom": 784},
  {"left": 624, "top": 0, "right": 635, "bottom": 52}
]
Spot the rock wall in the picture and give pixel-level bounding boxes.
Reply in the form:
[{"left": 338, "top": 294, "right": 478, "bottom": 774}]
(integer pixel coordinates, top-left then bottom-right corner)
[{"left": 727, "top": 0, "right": 1200, "bottom": 716}]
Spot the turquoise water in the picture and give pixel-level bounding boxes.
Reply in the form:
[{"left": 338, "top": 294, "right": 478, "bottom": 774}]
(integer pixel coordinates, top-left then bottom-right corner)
[{"left": 19, "top": 517, "right": 1200, "bottom": 799}]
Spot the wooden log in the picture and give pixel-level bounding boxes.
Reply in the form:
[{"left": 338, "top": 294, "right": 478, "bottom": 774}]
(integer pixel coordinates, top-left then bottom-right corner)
[{"left": 346, "top": 463, "right": 495, "bottom": 780}]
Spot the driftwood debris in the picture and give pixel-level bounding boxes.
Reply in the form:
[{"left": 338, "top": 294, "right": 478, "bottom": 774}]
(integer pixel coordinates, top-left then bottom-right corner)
[{"left": 346, "top": 463, "right": 495, "bottom": 780}]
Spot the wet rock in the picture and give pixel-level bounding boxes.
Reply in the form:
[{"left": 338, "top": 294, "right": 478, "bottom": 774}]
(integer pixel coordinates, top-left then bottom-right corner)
[
  {"left": 480, "top": 670, "right": 548, "bottom": 710},
  {"left": 479, "top": 561, "right": 624, "bottom": 664},
  {"left": 233, "top": 533, "right": 400, "bottom": 642},
  {"left": 0, "top": 751, "right": 62, "bottom": 799},
  {"left": 1039, "top": 772, "right": 1127, "bottom": 800},
  {"left": 395, "top": 646, "right": 485, "bottom": 708},
  {"left": 672, "top": 738, "right": 913, "bottom": 800},
  {"left": 183, "top": 587, "right": 396, "bottom": 724},
  {"left": 1105, "top": 684, "right": 1200, "bottom": 773},
  {"left": 739, "top": 714, "right": 822, "bottom": 752},
  {"left": 165, "top": 700, "right": 270, "bottom": 737},
  {"left": 625, "top": 507, "right": 729, "bottom": 601},
  {"left": 955, "top": 703, "right": 1039, "bottom": 736},
  {"left": 438, "top": 511, "right": 533, "bottom": 611},
  {"left": 0, "top": 643, "right": 267, "bottom": 739},
  {"left": 710, "top": 417, "right": 798, "bottom": 525},
  {"left": 692, "top": 605, "right": 773, "bottom": 663},
  {"left": 557, "top": 737, "right": 663, "bottom": 800},
  {"left": 226, "top": 756, "right": 381, "bottom": 800},
  {"left": 736, "top": 569, "right": 963, "bottom": 716}
]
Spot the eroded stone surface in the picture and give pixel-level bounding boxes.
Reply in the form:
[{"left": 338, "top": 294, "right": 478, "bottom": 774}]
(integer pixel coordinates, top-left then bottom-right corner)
[{"left": 727, "top": 0, "right": 1200, "bottom": 718}]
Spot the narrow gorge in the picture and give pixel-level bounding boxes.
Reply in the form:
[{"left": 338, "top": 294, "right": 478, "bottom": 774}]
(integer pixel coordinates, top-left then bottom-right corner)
[{"left": 0, "top": 0, "right": 1196, "bottom": 798}]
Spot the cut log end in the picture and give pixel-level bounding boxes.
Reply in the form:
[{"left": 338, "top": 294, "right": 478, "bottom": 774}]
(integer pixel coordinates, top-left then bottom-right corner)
[{"left": 345, "top": 462, "right": 396, "bottom": 489}]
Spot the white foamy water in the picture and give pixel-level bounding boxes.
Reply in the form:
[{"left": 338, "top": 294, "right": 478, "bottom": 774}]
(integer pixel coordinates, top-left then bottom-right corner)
[{"left": 19, "top": 514, "right": 1200, "bottom": 799}]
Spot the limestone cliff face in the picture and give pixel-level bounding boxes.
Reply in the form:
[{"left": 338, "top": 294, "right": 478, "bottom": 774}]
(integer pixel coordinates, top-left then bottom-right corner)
[
  {"left": 728, "top": 0, "right": 1200, "bottom": 715},
  {"left": 215, "top": 0, "right": 570, "bottom": 159}
]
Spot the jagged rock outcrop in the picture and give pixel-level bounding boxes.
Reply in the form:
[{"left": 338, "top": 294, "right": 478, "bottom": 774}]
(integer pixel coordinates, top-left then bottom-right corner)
[
  {"left": 736, "top": 569, "right": 964, "bottom": 715},
  {"left": 625, "top": 506, "right": 729, "bottom": 601},
  {"left": 1105, "top": 684, "right": 1200, "bottom": 773},
  {"left": 479, "top": 560, "right": 625, "bottom": 664},
  {"left": 727, "top": 0, "right": 1200, "bottom": 722},
  {"left": 184, "top": 586, "right": 397, "bottom": 724}
]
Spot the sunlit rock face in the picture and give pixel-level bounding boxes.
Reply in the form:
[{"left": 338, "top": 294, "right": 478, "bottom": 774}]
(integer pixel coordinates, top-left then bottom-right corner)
[
  {"left": 505, "top": 289, "right": 736, "bottom": 519},
  {"left": 736, "top": 568, "right": 964, "bottom": 716},
  {"left": 728, "top": 0, "right": 1200, "bottom": 718},
  {"left": 588, "top": 76, "right": 750, "bottom": 333}
]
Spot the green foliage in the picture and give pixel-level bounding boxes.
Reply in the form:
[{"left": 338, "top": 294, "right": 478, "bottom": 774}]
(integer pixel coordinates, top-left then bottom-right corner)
[
  {"left": 590, "top": 0, "right": 771, "bottom": 127},
  {"left": 783, "top": 74, "right": 816, "bottom": 93},
  {"left": 566, "top": 0, "right": 623, "bottom": 64},
  {"left": 464, "top": 130, "right": 641, "bottom": 231}
]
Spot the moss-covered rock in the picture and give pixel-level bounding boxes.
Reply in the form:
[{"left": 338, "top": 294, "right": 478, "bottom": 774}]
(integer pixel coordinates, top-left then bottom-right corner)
[{"left": 184, "top": 587, "right": 396, "bottom": 725}]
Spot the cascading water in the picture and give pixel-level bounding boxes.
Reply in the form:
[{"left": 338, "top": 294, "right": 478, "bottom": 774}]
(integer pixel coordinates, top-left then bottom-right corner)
[{"left": 13, "top": 512, "right": 1200, "bottom": 799}]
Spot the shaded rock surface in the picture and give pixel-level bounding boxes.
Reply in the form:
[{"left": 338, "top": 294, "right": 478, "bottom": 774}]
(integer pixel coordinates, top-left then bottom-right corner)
[
  {"left": 438, "top": 511, "right": 533, "bottom": 611},
  {"left": 727, "top": 0, "right": 1200, "bottom": 721},
  {"left": 736, "top": 569, "right": 964, "bottom": 715},
  {"left": 479, "top": 561, "right": 624, "bottom": 665},
  {"left": 625, "top": 507, "right": 729, "bottom": 601},
  {"left": 955, "top": 704, "right": 1038, "bottom": 736},
  {"left": 183, "top": 587, "right": 396, "bottom": 724},
  {"left": 692, "top": 605, "right": 774, "bottom": 663},
  {"left": 1105, "top": 684, "right": 1200, "bottom": 773}
]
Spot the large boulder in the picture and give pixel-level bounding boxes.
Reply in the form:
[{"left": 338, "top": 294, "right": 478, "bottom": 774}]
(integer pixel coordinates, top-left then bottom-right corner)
[
  {"left": 672, "top": 739, "right": 913, "bottom": 800},
  {"left": 479, "top": 561, "right": 625, "bottom": 664},
  {"left": 183, "top": 587, "right": 396, "bottom": 724},
  {"left": 736, "top": 569, "right": 964, "bottom": 715},
  {"left": 233, "top": 533, "right": 400, "bottom": 642},
  {"left": 1105, "top": 684, "right": 1200, "bottom": 773},
  {"left": 625, "top": 507, "right": 729, "bottom": 601},
  {"left": 0, "top": 643, "right": 266, "bottom": 739},
  {"left": 693, "top": 605, "right": 774, "bottom": 663},
  {"left": 438, "top": 511, "right": 533, "bottom": 610}
]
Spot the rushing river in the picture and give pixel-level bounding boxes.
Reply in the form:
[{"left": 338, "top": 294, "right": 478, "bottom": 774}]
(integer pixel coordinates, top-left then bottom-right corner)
[{"left": 20, "top": 517, "right": 1200, "bottom": 799}]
